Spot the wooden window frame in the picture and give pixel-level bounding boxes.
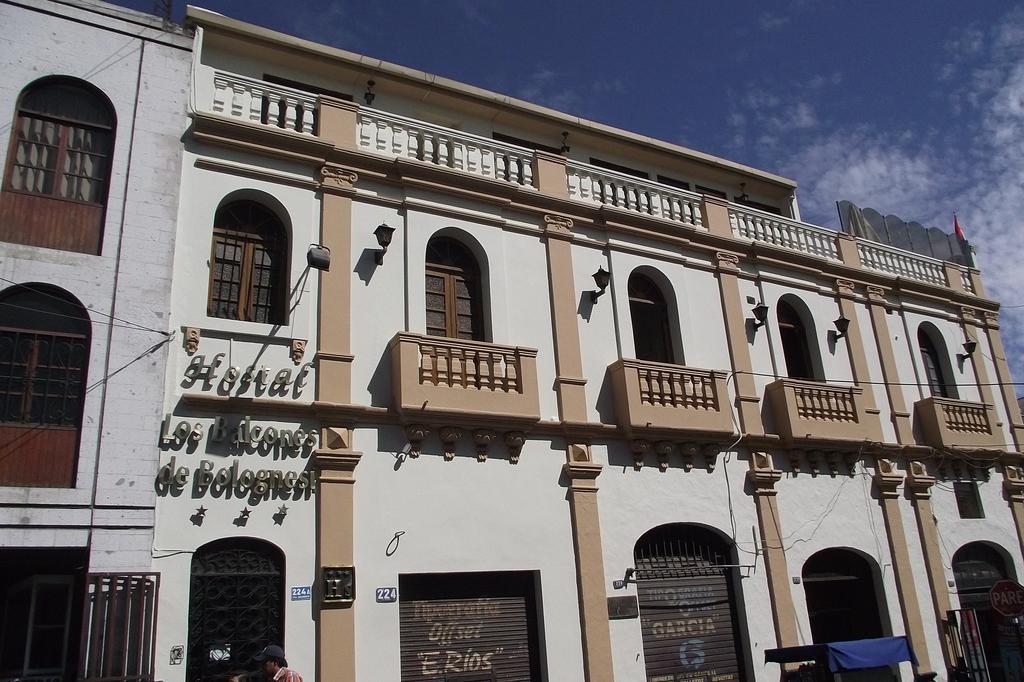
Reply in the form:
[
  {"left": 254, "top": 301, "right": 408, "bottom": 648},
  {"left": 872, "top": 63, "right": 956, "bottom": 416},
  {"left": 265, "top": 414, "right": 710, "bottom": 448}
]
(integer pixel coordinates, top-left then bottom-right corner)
[
  {"left": 777, "top": 300, "right": 818, "bottom": 381},
  {"left": 918, "top": 328, "right": 956, "bottom": 399},
  {"left": 207, "top": 202, "right": 289, "bottom": 325},
  {"left": 424, "top": 238, "right": 485, "bottom": 341},
  {"left": 628, "top": 273, "right": 675, "bottom": 364}
]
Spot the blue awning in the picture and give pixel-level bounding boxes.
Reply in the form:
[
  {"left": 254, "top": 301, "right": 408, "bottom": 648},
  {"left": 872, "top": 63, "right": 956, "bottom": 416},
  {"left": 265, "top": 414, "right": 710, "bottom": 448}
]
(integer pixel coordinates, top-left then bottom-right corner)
[{"left": 765, "top": 636, "right": 918, "bottom": 672}]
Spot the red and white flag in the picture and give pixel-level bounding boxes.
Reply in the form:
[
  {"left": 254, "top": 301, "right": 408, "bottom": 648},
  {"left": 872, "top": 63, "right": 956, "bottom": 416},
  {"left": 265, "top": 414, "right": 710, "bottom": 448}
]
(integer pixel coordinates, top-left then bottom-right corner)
[{"left": 954, "top": 212, "right": 966, "bottom": 241}]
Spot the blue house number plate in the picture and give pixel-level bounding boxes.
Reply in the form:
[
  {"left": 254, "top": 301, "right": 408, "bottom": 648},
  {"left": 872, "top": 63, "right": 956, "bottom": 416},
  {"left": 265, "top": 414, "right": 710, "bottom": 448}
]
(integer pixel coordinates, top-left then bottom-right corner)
[
  {"left": 375, "top": 587, "right": 398, "bottom": 603},
  {"left": 291, "top": 586, "right": 312, "bottom": 601}
]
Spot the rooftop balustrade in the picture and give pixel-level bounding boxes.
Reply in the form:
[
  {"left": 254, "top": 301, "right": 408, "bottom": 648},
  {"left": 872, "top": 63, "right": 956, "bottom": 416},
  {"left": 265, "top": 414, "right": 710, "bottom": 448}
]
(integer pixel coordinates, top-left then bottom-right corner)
[{"left": 196, "top": 69, "right": 979, "bottom": 296}]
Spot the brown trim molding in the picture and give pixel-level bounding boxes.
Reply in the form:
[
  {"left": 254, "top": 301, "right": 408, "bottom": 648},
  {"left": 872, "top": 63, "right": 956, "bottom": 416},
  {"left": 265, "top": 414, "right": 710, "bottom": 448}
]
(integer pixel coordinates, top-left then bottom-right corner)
[
  {"left": 874, "top": 459, "right": 934, "bottom": 675},
  {"left": 865, "top": 286, "right": 915, "bottom": 443},
  {"left": 563, "top": 455, "right": 614, "bottom": 682},
  {"left": 714, "top": 251, "right": 764, "bottom": 436}
]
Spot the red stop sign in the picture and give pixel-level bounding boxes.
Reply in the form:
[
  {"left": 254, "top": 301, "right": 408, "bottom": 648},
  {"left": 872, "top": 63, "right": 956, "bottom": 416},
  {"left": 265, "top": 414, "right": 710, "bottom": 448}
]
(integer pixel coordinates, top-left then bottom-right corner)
[{"left": 990, "top": 580, "right": 1024, "bottom": 617}]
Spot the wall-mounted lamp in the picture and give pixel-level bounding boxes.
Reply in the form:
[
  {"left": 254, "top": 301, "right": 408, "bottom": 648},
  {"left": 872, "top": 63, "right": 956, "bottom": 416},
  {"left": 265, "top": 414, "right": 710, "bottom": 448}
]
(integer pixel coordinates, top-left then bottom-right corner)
[
  {"left": 374, "top": 222, "right": 395, "bottom": 265},
  {"left": 751, "top": 303, "right": 769, "bottom": 329},
  {"left": 832, "top": 316, "right": 851, "bottom": 340},
  {"left": 958, "top": 340, "right": 978, "bottom": 363},
  {"left": 589, "top": 266, "right": 610, "bottom": 303},
  {"left": 364, "top": 79, "right": 376, "bottom": 106},
  {"left": 560, "top": 131, "right": 571, "bottom": 155},
  {"left": 307, "top": 243, "right": 332, "bottom": 271}
]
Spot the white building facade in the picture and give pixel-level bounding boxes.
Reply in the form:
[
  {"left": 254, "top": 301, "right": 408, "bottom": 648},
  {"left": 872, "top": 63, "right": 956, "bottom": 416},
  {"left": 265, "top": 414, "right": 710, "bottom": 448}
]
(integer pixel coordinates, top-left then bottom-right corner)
[
  {"left": 0, "top": 1, "right": 191, "bottom": 680},
  {"left": 151, "top": 8, "right": 1024, "bottom": 682}
]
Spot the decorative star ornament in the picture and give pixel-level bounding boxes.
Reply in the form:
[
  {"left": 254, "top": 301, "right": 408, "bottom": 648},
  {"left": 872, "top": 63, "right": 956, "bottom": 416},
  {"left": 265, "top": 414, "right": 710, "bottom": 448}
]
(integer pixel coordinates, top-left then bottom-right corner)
[
  {"left": 277, "top": 505, "right": 288, "bottom": 515},
  {"left": 240, "top": 507, "right": 251, "bottom": 519},
  {"left": 195, "top": 506, "right": 207, "bottom": 516}
]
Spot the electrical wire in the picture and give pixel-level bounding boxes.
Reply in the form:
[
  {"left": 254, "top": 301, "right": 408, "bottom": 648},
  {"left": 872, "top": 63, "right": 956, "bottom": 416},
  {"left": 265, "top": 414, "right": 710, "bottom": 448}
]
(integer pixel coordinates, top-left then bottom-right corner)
[
  {"left": 733, "top": 368, "right": 1024, "bottom": 389},
  {"left": 0, "top": 276, "right": 170, "bottom": 335},
  {"left": 0, "top": 300, "right": 165, "bottom": 333}
]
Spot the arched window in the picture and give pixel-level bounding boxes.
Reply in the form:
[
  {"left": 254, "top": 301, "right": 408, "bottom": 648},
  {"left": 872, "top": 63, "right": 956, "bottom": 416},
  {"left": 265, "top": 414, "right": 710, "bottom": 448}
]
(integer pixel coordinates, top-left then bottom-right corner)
[
  {"left": 918, "top": 326, "right": 956, "bottom": 398},
  {"left": 0, "top": 285, "right": 89, "bottom": 487},
  {"left": 802, "top": 549, "right": 885, "bottom": 643},
  {"left": 188, "top": 539, "right": 284, "bottom": 681},
  {"left": 628, "top": 272, "right": 674, "bottom": 364},
  {"left": 425, "top": 236, "right": 485, "bottom": 340},
  {"left": 0, "top": 78, "right": 115, "bottom": 254},
  {"left": 953, "top": 542, "right": 1014, "bottom": 682},
  {"left": 778, "top": 298, "right": 819, "bottom": 381},
  {"left": 633, "top": 524, "right": 747, "bottom": 681},
  {"left": 207, "top": 201, "right": 289, "bottom": 324}
]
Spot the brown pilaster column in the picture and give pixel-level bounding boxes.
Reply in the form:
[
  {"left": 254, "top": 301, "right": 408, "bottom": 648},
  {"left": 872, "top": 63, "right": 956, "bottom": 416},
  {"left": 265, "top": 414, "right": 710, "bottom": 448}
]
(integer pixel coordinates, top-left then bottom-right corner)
[
  {"left": 865, "top": 286, "right": 915, "bottom": 444},
  {"left": 542, "top": 214, "right": 589, "bottom": 424},
  {"left": 314, "top": 428, "right": 362, "bottom": 682},
  {"left": 835, "top": 279, "right": 878, "bottom": 415},
  {"left": 714, "top": 252, "right": 764, "bottom": 435},
  {"left": 747, "top": 452, "right": 799, "bottom": 648},
  {"left": 315, "top": 97, "right": 361, "bottom": 682},
  {"left": 906, "top": 461, "right": 956, "bottom": 675},
  {"left": 565, "top": 449, "right": 614, "bottom": 682},
  {"left": 960, "top": 306, "right": 999, "bottom": 411},
  {"left": 1003, "top": 465, "right": 1024, "bottom": 560},
  {"left": 874, "top": 459, "right": 933, "bottom": 675},
  {"left": 982, "top": 312, "right": 1024, "bottom": 450}
]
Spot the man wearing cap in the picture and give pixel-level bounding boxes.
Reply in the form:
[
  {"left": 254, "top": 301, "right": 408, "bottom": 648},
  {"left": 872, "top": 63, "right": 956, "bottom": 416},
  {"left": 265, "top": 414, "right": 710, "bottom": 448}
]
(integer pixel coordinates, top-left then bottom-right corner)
[{"left": 253, "top": 644, "right": 303, "bottom": 682}]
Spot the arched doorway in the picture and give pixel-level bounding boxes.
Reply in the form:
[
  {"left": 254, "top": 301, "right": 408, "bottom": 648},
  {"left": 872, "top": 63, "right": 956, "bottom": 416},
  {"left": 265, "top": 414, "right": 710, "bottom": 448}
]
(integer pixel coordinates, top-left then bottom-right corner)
[
  {"left": 953, "top": 542, "right": 1016, "bottom": 682},
  {"left": 187, "top": 539, "right": 284, "bottom": 681},
  {"left": 633, "top": 524, "right": 746, "bottom": 682},
  {"left": 802, "top": 548, "right": 886, "bottom": 643}
]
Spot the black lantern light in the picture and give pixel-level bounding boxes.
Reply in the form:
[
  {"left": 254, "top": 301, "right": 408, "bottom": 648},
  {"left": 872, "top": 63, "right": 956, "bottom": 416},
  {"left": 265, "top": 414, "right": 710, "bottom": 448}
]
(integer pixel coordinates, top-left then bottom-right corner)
[
  {"left": 958, "top": 340, "right": 978, "bottom": 362},
  {"left": 832, "top": 315, "right": 851, "bottom": 340},
  {"left": 590, "top": 266, "right": 611, "bottom": 303},
  {"left": 374, "top": 222, "right": 396, "bottom": 265},
  {"left": 751, "top": 303, "right": 769, "bottom": 329},
  {"left": 307, "top": 244, "right": 332, "bottom": 271}
]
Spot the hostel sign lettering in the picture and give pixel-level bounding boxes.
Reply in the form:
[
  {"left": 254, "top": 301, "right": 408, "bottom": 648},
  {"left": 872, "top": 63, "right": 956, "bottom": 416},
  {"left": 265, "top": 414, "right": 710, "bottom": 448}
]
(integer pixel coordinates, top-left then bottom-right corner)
[{"left": 182, "top": 354, "right": 313, "bottom": 398}]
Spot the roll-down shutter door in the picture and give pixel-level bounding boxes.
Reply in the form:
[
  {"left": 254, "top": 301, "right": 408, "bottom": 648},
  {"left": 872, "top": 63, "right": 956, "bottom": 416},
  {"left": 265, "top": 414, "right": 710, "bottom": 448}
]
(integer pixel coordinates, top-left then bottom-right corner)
[
  {"left": 399, "top": 572, "right": 540, "bottom": 682},
  {"left": 637, "top": 572, "right": 742, "bottom": 682}
]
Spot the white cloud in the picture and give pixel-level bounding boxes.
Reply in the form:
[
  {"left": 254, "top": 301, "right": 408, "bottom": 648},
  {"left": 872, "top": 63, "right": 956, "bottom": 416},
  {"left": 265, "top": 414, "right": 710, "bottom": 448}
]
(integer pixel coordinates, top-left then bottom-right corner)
[
  {"left": 779, "top": 8, "right": 1024, "bottom": 384},
  {"left": 758, "top": 13, "right": 791, "bottom": 32}
]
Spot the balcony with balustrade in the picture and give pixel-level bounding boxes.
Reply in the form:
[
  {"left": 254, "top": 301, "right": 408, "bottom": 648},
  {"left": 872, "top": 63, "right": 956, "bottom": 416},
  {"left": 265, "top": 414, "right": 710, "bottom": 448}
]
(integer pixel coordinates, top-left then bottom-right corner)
[
  {"left": 194, "top": 69, "right": 981, "bottom": 298},
  {"left": 914, "top": 397, "right": 1005, "bottom": 451},
  {"left": 608, "top": 359, "right": 734, "bottom": 440},
  {"left": 388, "top": 332, "right": 541, "bottom": 428},
  {"left": 765, "top": 379, "right": 882, "bottom": 447}
]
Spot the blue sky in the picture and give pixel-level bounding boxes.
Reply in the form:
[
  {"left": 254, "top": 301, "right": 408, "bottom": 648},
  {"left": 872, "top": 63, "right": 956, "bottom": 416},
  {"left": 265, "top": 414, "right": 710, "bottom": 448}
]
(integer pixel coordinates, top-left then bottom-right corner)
[{"left": 115, "top": 0, "right": 1024, "bottom": 388}]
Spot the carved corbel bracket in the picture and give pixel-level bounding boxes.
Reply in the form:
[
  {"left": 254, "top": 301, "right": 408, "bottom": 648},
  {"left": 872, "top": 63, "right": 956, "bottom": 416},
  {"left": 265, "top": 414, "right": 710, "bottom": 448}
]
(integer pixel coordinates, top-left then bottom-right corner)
[
  {"left": 504, "top": 431, "right": 525, "bottom": 464},
  {"left": 806, "top": 451, "right": 822, "bottom": 477},
  {"left": 631, "top": 439, "right": 651, "bottom": 471},
  {"left": 473, "top": 429, "right": 497, "bottom": 462},
  {"left": 184, "top": 327, "right": 201, "bottom": 355},
  {"left": 715, "top": 251, "right": 740, "bottom": 272},
  {"left": 290, "top": 339, "right": 307, "bottom": 364},
  {"left": 835, "top": 278, "right": 856, "bottom": 297},
  {"left": 703, "top": 445, "right": 720, "bottom": 472},
  {"left": 567, "top": 442, "right": 591, "bottom": 463},
  {"left": 874, "top": 458, "right": 903, "bottom": 497},
  {"left": 655, "top": 441, "right": 673, "bottom": 472},
  {"left": 865, "top": 285, "right": 889, "bottom": 307},
  {"left": 789, "top": 451, "right": 802, "bottom": 475},
  {"left": 404, "top": 424, "right": 430, "bottom": 457},
  {"left": 747, "top": 451, "right": 782, "bottom": 492},
  {"left": 320, "top": 164, "right": 358, "bottom": 191},
  {"left": 439, "top": 427, "right": 463, "bottom": 461},
  {"left": 542, "top": 214, "right": 574, "bottom": 237},
  {"left": 1004, "top": 465, "right": 1024, "bottom": 502},
  {"left": 826, "top": 452, "right": 842, "bottom": 477},
  {"left": 681, "top": 443, "right": 699, "bottom": 472},
  {"left": 906, "top": 459, "right": 936, "bottom": 499}
]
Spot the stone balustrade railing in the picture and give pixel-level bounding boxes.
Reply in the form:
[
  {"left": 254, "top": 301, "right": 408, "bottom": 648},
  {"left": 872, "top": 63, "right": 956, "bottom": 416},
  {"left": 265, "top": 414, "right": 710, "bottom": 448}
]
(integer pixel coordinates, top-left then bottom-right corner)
[
  {"left": 357, "top": 109, "right": 534, "bottom": 187},
  {"left": 198, "top": 71, "right": 982, "bottom": 299},
  {"left": 729, "top": 205, "right": 840, "bottom": 261},
  {"left": 857, "top": 240, "right": 947, "bottom": 288},
  {"left": 415, "top": 336, "right": 527, "bottom": 394},
  {"left": 915, "top": 396, "right": 1003, "bottom": 450},
  {"left": 792, "top": 383, "right": 859, "bottom": 423},
  {"left": 635, "top": 363, "right": 722, "bottom": 411},
  {"left": 389, "top": 333, "right": 541, "bottom": 424},
  {"left": 211, "top": 71, "right": 318, "bottom": 136},
  {"left": 566, "top": 162, "right": 704, "bottom": 228}
]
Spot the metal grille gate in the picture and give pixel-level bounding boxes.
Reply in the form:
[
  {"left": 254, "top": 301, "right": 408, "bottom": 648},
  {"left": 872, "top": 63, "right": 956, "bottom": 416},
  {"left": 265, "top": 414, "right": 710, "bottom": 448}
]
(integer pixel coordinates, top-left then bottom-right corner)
[
  {"left": 187, "top": 541, "right": 283, "bottom": 682},
  {"left": 634, "top": 525, "right": 745, "bottom": 682}
]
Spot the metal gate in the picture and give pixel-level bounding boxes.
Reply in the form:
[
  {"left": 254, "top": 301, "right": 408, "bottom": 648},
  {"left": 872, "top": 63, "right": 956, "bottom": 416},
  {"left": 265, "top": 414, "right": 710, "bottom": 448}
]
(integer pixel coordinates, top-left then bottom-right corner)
[
  {"left": 186, "top": 539, "right": 283, "bottom": 682},
  {"left": 634, "top": 525, "right": 745, "bottom": 682},
  {"left": 398, "top": 572, "right": 540, "bottom": 682},
  {"left": 947, "top": 608, "right": 991, "bottom": 682}
]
